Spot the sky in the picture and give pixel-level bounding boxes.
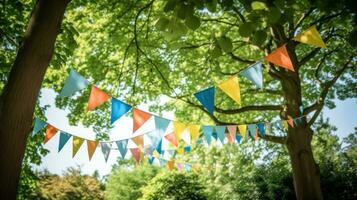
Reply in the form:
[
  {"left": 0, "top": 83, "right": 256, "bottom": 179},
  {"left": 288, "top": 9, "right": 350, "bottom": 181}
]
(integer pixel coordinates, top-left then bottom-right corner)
[{"left": 36, "top": 88, "right": 356, "bottom": 177}]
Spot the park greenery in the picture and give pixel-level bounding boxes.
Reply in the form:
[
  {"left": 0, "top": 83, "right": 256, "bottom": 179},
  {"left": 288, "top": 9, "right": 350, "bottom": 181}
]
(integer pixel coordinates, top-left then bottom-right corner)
[{"left": 0, "top": 0, "right": 356, "bottom": 199}]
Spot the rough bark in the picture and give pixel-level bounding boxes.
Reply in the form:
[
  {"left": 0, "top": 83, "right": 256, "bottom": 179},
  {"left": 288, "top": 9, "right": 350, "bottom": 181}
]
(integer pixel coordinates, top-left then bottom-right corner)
[{"left": 0, "top": 0, "right": 69, "bottom": 199}]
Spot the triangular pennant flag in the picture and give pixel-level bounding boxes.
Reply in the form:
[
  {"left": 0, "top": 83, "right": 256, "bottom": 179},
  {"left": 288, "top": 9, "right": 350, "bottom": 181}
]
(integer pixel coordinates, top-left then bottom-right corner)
[
  {"left": 194, "top": 87, "right": 215, "bottom": 114},
  {"left": 240, "top": 62, "right": 263, "bottom": 88},
  {"left": 153, "top": 150, "right": 161, "bottom": 158},
  {"left": 87, "top": 140, "right": 99, "bottom": 161},
  {"left": 72, "top": 136, "right": 84, "bottom": 157},
  {"left": 238, "top": 125, "right": 247, "bottom": 139},
  {"left": 159, "top": 158, "right": 167, "bottom": 167},
  {"left": 116, "top": 139, "right": 128, "bottom": 158},
  {"left": 87, "top": 85, "right": 111, "bottom": 110},
  {"left": 44, "top": 125, "right": 58, "bottom": 144},
  {"left": 227, "top": 125, "right": 237, "bottom": 136},
  {"left": 202, "top": 125, "right": 213, "bottom": 144},
  {"left": 111, "top": 98, "right": 132, "bottom": 124},
  {"left": 177, "top": 163, "right": 184, "bottom": 171},
  {"left": 218, "top": 76, "right": 241, "bottom": 105},
  {"left": 167, "top": 160, "right": 175, "bottom": 170},
  {"left": 173, "top": 121, "right": 186, "bottom": 140},
  {"left": 257, "top": 123, "right": 265, "bottom": 136},
  {"left": 130, "top": 148, "right": 141, "bottom": 163},
  {"left": 282, "top": 120, "right": 289, "bottom": 130},
  {"left": 133, "top": 108, "right": 152, "bottom": 133},
  {"left": 264, "top": 44, "right": 294, "bottom": 71},
  {"left": 215, "top": 126, "right": 226, "bottom": 143},
  {"left": 59, "top": 69, "right": 89, "bottom": 98},
  {"left": 226, "top": 133, "right": 234, "bottom": 144},
  {"left": 287, "top": 116, "right": 294, "bottom": 128},
  {"left": 185, "top": 164, "right": 192, "bottom": 171},
  {"left": 165, "top": 132, "right": 178, "bottom": 147},
  {"left": 58, "top": 131, "right": 71, "bottom": 152},
  {"left": 248, "top": 124, "right": 257, "bottom": 138},
  {"left": 148, "top": 157, "right": 155, "bottom": 165},
  {"left": 177, "top": 147, "right": 184, "bottom": 155},
  {"left": 147, "top": 131, "right": 161, "bottom": 148},
  {"left": 236, "top": 134, "right": 242, "bottom": 143},
  {"left": 101, "top": 143, "right": 111, "bottom": 162},
  {"left": 156, "top": 139, "right": 162, "bottom": 154},
  {"left": 293, "top": 25, "right": 327, "bottom": 48},
  {"left": 32, "top": 118, "right": 47, "bottom": 137},
  {"left": 154, "top": 116, "right": 170, "bottom": 136},
  {"left": 184, "top": 146, "right": 191, "bottom": 153},
  {"left": 132, "top": 135, "right": 144, "bottom": 149},
  {"left": 189, "top": 125, "right": 200, "bottom": 144},
  {"left": 212, "top": 131, "right": 218, "bottom": 140}
]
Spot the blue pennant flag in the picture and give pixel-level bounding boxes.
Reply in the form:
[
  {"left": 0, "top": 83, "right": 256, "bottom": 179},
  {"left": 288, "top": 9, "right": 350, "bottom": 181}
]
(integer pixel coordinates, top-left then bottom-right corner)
[
  {"left": 299, "top": 105, "right": 304, "bottom": 114},
  {"left": 240, "top": 62, "right": 263, "bottom": 88},
  {"left": 194, "top": 87, "right": 215, "bottom": 114},
  {"left": 154, "top": 116, "right": 170, "bottom": 136},
  {"left": 116, "top": 139, "right": 128, "bottom": 158},
  {"left": 111, "top": 98, "right": 132, "bottom": 124},
  {"left": 58, "top": 131, "right": 71, "bottom": 152},
  {"left": 203, "top": 125, "right": 213, "bottom": 144},
  {"left": 159, "top": 158, "right": 167, "bottom": 167},
  {"left": 257, "top": 123, "right": 265, "bottom": 136},
  {"left": 212, "top": 131, "right": 218, "bottom": 140},
  {"left": 184, "top": 146, "right": 191, "bottom": 153},
  {"left": 101, "top": 143, "right": 111, "bottom": 162},
  {"left": 185, "top": 164, "right": 191, "bottom": 171},
  {"left": 236, "top": 134, "right": 242, "bottom": 143},
  {"left": 156, "top": 139, "right": 163, "bottom": 154},
  {"left": 59, "top": 69, "right": 89, "bottom": 98},
  {"left": 32, "top": 118, "right": 47, "bottom": 136},
  {"left": 248, "top": 124, "right": 257, "bottom": 138},
  {"left": 147, "top": 130, "right": 161, "bottom": 148},
  {"left": 215, "top": 126, "right": 226, "bottom": 143},
  {"left": 148, "top": 157, "right": 155, "bottom": 165}
]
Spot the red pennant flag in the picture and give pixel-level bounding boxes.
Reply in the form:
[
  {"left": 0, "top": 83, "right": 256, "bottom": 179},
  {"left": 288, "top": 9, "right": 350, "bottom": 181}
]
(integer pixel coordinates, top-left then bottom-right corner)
[
  {"left": 44, "top": 125, "right": 58, "bottom": 144},
  {"left": 226, "top": 133, "right": 234, "bottom": 144},
  {"left": 287, "top": 116, "right": 294, "bottom": 128},
  {"left": 133, "top": 108, "right": 152, "bottom": 133},
  {"left": 87, "top": 85, "right": 111, "bottom": 111},
  {"left": 264, "top": 44, "right": 294, "bottom": 71},
  {"left": 165, "top": 132, "right": 178, "bottom": 147},
  {"left": 130, "top": 148, "right": 141, "bottom": 163}
]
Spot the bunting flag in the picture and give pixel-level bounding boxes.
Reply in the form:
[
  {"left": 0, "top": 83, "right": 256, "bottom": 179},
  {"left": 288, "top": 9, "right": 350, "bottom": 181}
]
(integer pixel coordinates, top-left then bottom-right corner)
[
  {"left": 236, "top": 134, "right": 242, "bottom": 143},
  {"left": 189, "top": 124, "right": 200, "bottom": 144},
  {"left": 248, "top": 124, "right": 257, "bottom": 138},
  {"left": 217, "top": 76, "right": 241, "bottom": 105},
  {"left": 32, "top": 118, "right": 47, "bottom": 137},
  {"left": 156, "top": 139, "right": 162, "bottom": 154},
  {"left": 264, "top": 44, "right": 294, "bottom": 72},
  {"left": 133, "top": 108, "right": 152, "bottom": 133},
  {"left": 72, "top": 136, "right": 84, "bottom": 157},
  {"left": 148, "top": 157, "right": 155, "bottom": 165},
  {"left": 185, "top": 164, "right": 192, "bottom": 171},
  {"left": 215, "top": 126, "right": 226, "bottom": 143},
  {"left": 238, "top": 125, "right": 247, "bottom": 138},
  {"left": 111, "top": 98, "right": 132, "bottom": 124},
  {"left": 87, "top": 140, "right": 99, "bottom": 161},
  {"left": 293, "top": 25, "right": 327, "bottom": 48},
  {"left": 44, "top": 125, "right": 58, "bottom": 144},
  {"left": 173, "top": 121, "right": 186, "bottom": 141},
  {"left": 257, "top": 123, "right": 265, "bottom": 136},
  {"left": 282, "top": 120, "right": 289, "bottom": 130},
  {"left": 153, "top": 149, "right": 161, "bottom": 158},
  {"left": 59, "top": 69, "right": 89, "bottom": 98},
  {"left": 87, "top": 85, "right": 111, "bottom": 110},
  {"left": 227, "top": 125, "right": 237, "bottom": 144},
  {"left": 287, "top": 116, "right": 294, "bottom": 128},
  {"left": 58, "top": 131, "right": 71, "bottom": 152},
  {"left": 177, "top": 147, "right": 184, "bottom": 155},
  {"left": 203, "top": 126, "right": 213, "bottom": 144},
  {"left": 177, "top": 163, "right": 184, "bottom": 171},
  {"left": 167, "top": 160, "right": 175, "bottom": 170},
  {"left": 116, "top": 139, "right": 128, "bottom": 158},
  {"left": 184, "top": 146, "right": 191, "bottom": 153},
  {"left": 240, "top": 62, "right": 263, "bottom": 88},
  {"left": 154, "top": 116, "right": 170, "bottom": 136},
  {"left": 226, "top": 133, "right": 234, "bottom": 144},
  {"left": 130, "top": 148, "right": 141, "bottom": 163},
  {"left": 101, "top": 143, "right": 111, "bottom": 162},
  {"left": 147, "top": 131, "right": 161, "bottom": 148},
  {"left": 255, "top": 131, "right": 259, "bottom": 140},
  {"left": 165, "top": 132, "right": 178, "bottom": 147},
  {"left": 132, "top": 135, "right": 144, "bottom": 149},
  {"left": 194, "top": 86, "right": 215, "bottom": 114}
]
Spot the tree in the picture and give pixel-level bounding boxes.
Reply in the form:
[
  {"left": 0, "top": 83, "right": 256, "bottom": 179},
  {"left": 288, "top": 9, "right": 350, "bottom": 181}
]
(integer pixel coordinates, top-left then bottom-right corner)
[
  {"left": 140, "top": 171, "right": 207, "bottom": 200},
  {"left": 0, "top": 0, "right": 71, "bottom": 198}
]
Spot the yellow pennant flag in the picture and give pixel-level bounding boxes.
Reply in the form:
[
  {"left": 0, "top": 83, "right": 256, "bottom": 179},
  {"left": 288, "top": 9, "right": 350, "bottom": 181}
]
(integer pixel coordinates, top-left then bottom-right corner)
[
  {"left": 167, "top": 160, "right": 175, "bottom": 170},
  {"left": 177, "top": 147, "right": 184, "bottom": 155},
  {"left": 218, "top": 76, "right": 241, "bottom": 105},
  {"left": 173, "top": 121, "right": 187, "bottom": 140},
  {"left": 153, "top": 150, "right": 161, "bottom": 158},
  {"left": 73, "top": 136, "right": 84, "bottom": 157},
  {"left": 189, "top": 124, "right": 200, "bottom": 144},
  {"left": 132, "top": 135, "right": 144, "bottom": 150},
  {"left": 282, "top": 120, "right": 289, "bottom": 130},
  {"left": 238, "top": 125, "right": 247, "bottom": 138},
  {"left": 293, "top": 25, "right": 327, "bottom": 48},
  {"left": 87, "top": 140, "right": 99, "bottom": 161}
]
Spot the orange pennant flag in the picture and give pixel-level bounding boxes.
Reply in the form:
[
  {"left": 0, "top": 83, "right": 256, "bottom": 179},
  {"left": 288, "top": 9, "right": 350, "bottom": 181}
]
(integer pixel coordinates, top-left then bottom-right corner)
[
  {"left": 87, "top": 140, "right": 99, "bottom": 161},
  {"left": 87, "top": 85, "right": 111, "bottom": 111},
  {"left": 165, "top": 132, "right": 178, "bottom": 147},
  {"left": 167, "top": 160, "right": 175, "bottom": 170},
  {"left": 287, "top": 116, "right": 294, "bottom": 128},
  {"left": 44, "top": 125, "right": 58, "bottom": 144},
  {"left": 133, "top": 108, "right": 152, "bottom": 133},
  {"left": 132, "top": 134, "right": 144, "bottom": 149},
  {"left": 264, "top": 44, "right": 295, "bottom": 71}
]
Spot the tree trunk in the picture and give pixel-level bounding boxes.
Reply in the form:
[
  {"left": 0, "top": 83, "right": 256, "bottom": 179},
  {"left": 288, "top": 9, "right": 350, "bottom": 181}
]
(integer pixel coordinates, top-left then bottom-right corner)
[{"left": 0, "top": 0, "right": 69, "bottom": 199}]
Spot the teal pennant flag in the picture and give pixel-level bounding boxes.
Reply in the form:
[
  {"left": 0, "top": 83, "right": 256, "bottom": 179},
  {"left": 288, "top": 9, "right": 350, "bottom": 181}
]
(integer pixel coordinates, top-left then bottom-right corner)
[
  {"left": 236, "top": 134, "right": 242, "bottom": 143},
  {"left": 101, "top": 143, "right": 111, "bottom": 162},
  {"left": 257, "top": 123, "right": 265, "bottom": 136},
  {"left": 147, "top": 130, "right": 161, "bottom": 148},
  {"left": 240, "top": 62, "right": 263, "bottom": 88},
  {"left": 111, "top": 98, "right": 132, "bottom": 124},
  {"left": 203, "top": 125, "right": 213, "bottom": 144},
  {"left": 215, "top": 126, "right": 226, "bottom": 143},
  {"left": 194, "top": 87, "right": 215, "bottom": 114},
  {"left": 58, "top": 131, "right": 71, "bottom": 152},
  {"left": 154, "top": 116, "right": 170, "bottom": 137},
  {"left": 116, "top": 139, "right": 128, "bottom": 159},
  {"left": 248, "top": 124, "right": 257, "bottom": 138},
  {"left": 32, "top": 118, "right": 47, "bottom": 136},
  {"left": 59, "top": 69, "right": 89, "bottom": 98}
]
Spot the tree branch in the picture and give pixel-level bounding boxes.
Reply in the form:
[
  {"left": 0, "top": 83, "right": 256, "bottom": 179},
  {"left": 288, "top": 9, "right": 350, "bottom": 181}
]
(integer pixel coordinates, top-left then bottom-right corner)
[
  {"left": 261, "top": 134, "right": 287, "bottom": 145},
  {"left": 215, "top": 105, "right": 282, "bottom": 114},
  {"left": 229, "top": 52, "right": 255, "bottom": 64}
]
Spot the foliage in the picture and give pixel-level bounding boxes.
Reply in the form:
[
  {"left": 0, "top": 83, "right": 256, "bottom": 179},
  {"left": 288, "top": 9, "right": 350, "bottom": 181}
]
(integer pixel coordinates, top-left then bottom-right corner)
[{"left": 140, "top": 171, "right": 207, "bottom": 200}]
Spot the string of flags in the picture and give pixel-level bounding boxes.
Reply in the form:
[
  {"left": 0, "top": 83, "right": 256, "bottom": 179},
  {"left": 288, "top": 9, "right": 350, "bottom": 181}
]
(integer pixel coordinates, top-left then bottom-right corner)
[{"left": 33, "top": 25, "right": 325, "bottom": 170}]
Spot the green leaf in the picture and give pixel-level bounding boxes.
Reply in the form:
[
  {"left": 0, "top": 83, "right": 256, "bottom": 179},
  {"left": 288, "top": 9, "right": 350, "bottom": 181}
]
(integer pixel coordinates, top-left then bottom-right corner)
[
  {"left": 217, "top": 36, "right": 233, "bottom": 53},
  {"left": 211, "top": 45, "right": 222, "bottom": 58},
  {"left": 239, "top": 22, "right": 254, "bottom": 37},
  {"left": 267, "top": 7, "right": 281, "bottom": 24},
  {"left": 251, "top": 1, "right": 268, "bottom": 10},
  {"left": 164, "top": 0, "right": 177, "bottom": 12},
  {"left": 185, "top": 15, "right": 200, "bottom": 30},
  {"left": 206, "top": 0, "right": 217, "bottom": 12},
  {"left": 252, "top": 30, "right": 267, "bottom": 46},
  {"left": 155, "top": 17, "right": 170, "bottom": 31},
  {"left": 348, "top": 29, "right": 357, "bottom": 47}
]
